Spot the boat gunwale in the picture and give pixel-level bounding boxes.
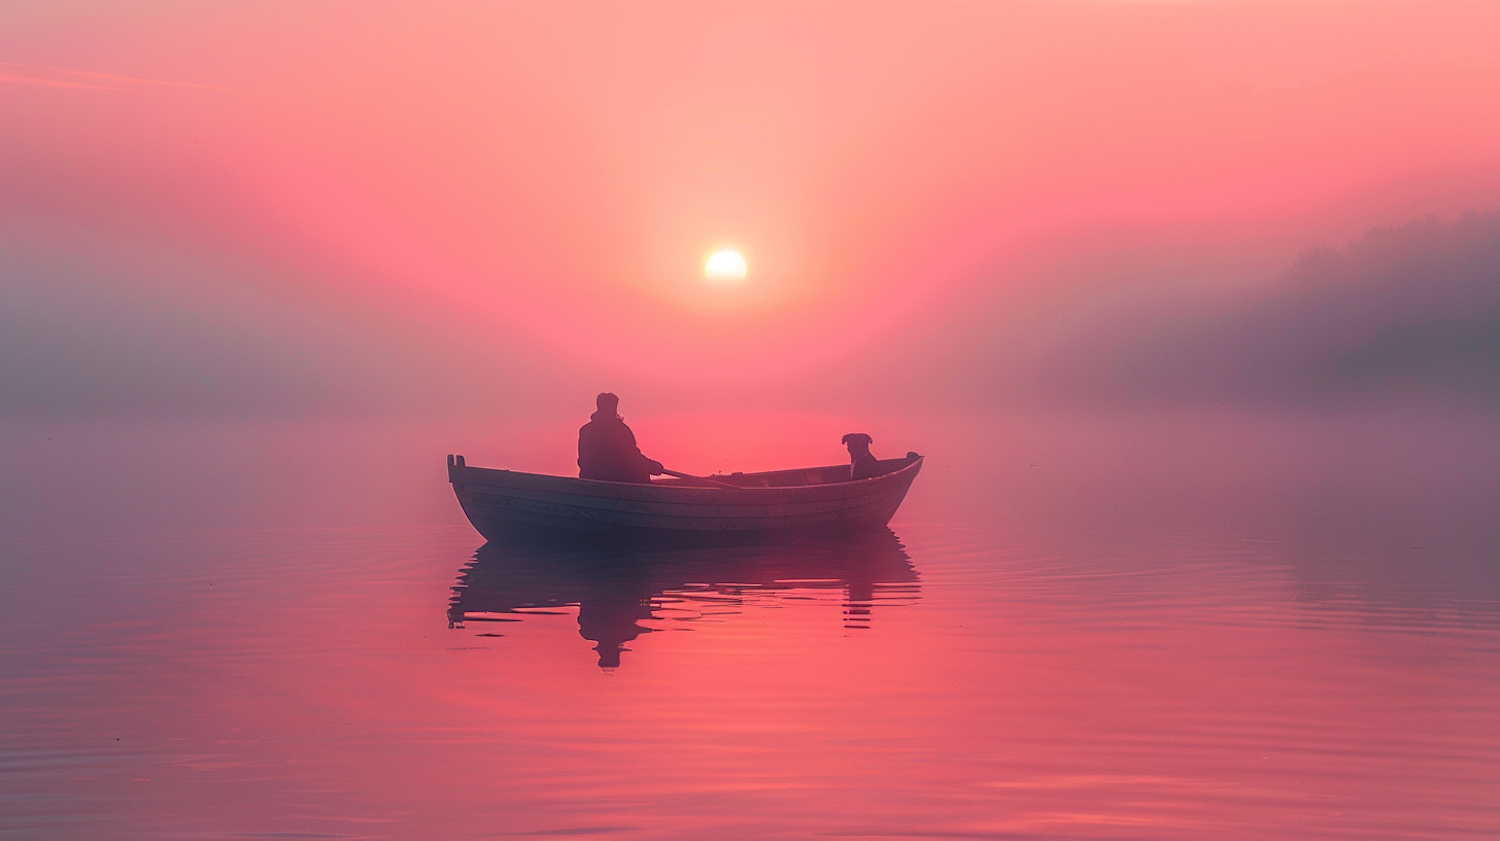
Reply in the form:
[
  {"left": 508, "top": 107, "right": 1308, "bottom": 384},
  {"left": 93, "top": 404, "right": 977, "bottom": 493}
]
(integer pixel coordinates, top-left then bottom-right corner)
[{"left": 449, "top": 455, "right": 923, "bottom": 498}]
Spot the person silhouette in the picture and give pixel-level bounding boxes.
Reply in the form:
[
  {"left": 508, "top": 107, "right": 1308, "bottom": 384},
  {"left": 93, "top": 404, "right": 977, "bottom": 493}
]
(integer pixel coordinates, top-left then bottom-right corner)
[
  {"left": 842, "top": 432, "right": 880, "bottom": 480},
  {"left": 578, "top": 393, "right": 664, "bottom": 483}
]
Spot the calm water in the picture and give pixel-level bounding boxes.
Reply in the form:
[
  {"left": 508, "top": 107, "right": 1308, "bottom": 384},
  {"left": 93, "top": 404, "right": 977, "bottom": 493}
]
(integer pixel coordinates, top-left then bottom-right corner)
[{"left": 2, "top": 412, "right": 1498, "bottom": 839}]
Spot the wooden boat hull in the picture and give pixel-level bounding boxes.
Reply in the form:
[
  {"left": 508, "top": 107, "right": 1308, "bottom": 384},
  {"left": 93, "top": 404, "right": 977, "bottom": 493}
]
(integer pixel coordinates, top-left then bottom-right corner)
[{"left": 447, "top": 455, "right": 923, "bottom": 540}]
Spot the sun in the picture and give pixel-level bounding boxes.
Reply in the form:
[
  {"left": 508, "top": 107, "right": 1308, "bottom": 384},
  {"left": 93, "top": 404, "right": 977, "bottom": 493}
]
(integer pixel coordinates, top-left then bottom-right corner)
[{"left": 704, "top": 248, "right": 747, "bottom": 282}]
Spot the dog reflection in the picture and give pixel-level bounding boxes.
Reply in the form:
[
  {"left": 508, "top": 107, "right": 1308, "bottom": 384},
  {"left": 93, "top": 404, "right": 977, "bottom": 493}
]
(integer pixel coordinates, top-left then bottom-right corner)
[{"left": 449, "top": 531, "right": 919, "bottom": 669}]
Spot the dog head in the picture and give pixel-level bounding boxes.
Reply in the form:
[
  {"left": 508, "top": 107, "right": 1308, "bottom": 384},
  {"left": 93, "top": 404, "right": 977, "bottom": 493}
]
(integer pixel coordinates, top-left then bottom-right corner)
[{"left": 841, "top": 432, "right": 873, "bottom": 457}]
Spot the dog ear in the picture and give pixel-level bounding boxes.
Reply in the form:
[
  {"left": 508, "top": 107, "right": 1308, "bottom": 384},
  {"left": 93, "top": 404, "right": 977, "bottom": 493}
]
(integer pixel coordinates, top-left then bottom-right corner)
[{"left": 841, "top": 433, "right": 854, "bottom": 445}]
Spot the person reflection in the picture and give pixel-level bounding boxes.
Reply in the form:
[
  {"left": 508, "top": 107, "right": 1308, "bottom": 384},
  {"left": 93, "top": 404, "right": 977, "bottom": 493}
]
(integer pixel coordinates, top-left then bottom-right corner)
[
  {"left": 577, "top": 592, "right": 654, "bottom": 668},
  {"left": 449, "top": 531, "right": 920, "bottom": 669}
]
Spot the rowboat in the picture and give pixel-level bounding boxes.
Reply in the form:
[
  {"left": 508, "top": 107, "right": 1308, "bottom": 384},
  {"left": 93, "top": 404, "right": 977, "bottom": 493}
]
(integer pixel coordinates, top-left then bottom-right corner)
[{"left": 446, "top": 452, "right": 923, "bottom": 540}]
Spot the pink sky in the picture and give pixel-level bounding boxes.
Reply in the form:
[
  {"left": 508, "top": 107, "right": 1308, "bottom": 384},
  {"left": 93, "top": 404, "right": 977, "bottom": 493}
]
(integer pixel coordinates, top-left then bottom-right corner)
[{"left": 3, "top": 1, "right": 1500, "bottom": 415}]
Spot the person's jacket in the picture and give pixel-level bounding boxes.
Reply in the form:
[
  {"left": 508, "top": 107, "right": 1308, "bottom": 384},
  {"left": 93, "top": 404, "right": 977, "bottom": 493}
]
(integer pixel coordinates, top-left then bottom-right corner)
[{"left": 578, "top": 413, "right": 659, "bottom": 483}]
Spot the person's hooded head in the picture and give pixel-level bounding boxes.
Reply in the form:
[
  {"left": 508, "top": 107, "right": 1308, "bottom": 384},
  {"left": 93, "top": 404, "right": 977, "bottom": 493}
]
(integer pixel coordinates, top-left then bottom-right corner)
[{"left": 594, "top": 392, "right": 622, "bottom": 421}]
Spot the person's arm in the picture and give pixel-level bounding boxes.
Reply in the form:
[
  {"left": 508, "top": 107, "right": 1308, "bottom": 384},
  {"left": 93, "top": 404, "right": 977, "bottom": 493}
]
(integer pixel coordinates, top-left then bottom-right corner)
[
  {"left": 622, "top": 424, "right": 664, "bottom": 476},
  {"left": 631, "top": 435, "right": 664, "bottom": 475}
]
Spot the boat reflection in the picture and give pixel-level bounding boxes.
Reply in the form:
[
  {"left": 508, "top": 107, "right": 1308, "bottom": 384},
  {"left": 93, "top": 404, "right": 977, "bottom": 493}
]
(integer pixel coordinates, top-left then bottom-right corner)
[{"left": 448, "top": 529, "right": 920, "bottom": 668}]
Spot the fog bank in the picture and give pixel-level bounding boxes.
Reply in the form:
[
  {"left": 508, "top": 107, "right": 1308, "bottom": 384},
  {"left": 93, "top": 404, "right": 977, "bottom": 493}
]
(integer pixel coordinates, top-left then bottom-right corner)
[{"left": 1012, "top": 211, "right": 1500, "bottom": 409}]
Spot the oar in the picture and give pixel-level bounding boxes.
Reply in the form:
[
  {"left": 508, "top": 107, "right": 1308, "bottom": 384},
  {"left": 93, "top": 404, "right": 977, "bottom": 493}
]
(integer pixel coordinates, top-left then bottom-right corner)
[{"left": 660, "top": 468, "right": 738, "bottom": 489}]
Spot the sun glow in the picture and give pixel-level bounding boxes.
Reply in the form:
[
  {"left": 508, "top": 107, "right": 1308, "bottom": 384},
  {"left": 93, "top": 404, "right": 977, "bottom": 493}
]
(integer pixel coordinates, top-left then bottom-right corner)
[{"left": 704, "top": 248, "right": 748, "bottom": 283}]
